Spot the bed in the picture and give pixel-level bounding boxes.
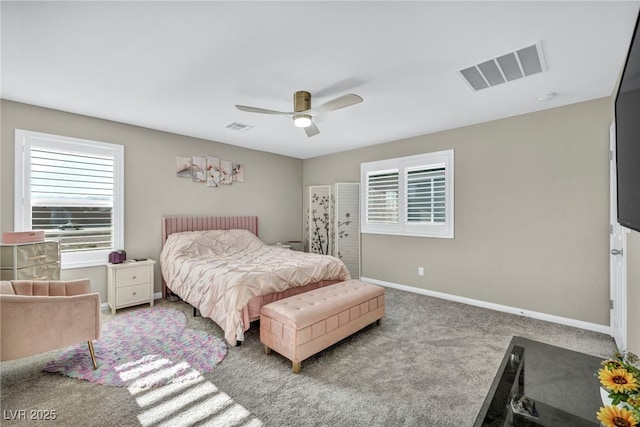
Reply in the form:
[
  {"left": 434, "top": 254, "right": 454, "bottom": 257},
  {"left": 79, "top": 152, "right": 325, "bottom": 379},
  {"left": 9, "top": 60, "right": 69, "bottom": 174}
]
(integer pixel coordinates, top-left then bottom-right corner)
[{"left": 160, "top": 216, "right": 350, "bottom": 345}]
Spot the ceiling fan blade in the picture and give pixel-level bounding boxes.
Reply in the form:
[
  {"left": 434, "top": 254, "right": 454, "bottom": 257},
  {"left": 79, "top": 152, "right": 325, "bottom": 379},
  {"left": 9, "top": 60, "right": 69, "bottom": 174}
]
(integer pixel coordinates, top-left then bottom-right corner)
[
  {"left": 313, "top": 77, "right": 366, "bottom": 98},
  {"left": 235, "top": 105, "right": 293, "bottom": 116},
  {"left": 304, "top": 121, "right": 320, "bottom": 137},
  {"left": 307, "top": 94, "right": 363, "bottom": 115}
]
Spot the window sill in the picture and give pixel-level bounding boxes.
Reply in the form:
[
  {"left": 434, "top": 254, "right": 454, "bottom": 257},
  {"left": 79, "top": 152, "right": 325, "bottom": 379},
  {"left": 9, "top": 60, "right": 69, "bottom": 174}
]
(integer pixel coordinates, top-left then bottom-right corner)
[
  {"left": 361, "top": 229, "right": 454, "bottom": 239},
  {"left": 61, "top": 250, "right": 111, "bottom": 269}
]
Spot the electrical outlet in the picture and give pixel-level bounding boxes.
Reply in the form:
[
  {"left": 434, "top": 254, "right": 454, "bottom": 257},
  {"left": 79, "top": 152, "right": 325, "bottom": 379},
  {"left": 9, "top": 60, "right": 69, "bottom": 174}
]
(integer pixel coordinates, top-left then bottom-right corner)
[{"left": 418, "top": 267, "right": 424, "bottom": 276}]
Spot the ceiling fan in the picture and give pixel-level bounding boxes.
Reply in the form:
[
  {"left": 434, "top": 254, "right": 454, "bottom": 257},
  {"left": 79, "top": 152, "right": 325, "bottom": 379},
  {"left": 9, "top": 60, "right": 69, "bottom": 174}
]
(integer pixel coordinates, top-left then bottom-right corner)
[{"left": 235, "top": 91, "right": 363, "bottom": 137}]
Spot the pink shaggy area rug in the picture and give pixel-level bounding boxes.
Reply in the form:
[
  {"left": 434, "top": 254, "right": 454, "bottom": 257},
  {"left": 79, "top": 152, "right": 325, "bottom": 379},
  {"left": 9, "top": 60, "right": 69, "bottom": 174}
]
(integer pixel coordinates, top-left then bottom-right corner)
[{"left": 43, "top": 307, "right": 227, "bottom": 388}]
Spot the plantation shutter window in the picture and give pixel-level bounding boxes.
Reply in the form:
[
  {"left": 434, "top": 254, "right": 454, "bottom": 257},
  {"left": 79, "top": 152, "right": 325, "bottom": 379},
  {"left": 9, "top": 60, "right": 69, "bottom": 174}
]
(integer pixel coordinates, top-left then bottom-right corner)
[
  {"left": 366, "top": 170, "right": 399, "bottom": 224},
  {"left": 15, "top": 130, "right": 124, "bottom": 269},
  {"left": 360, "top": 150, "right": 454, "bottom": 238},
  {"left": 406, "top": 167, "right": 446, "bottom": 224},
  {"left": 30, "top": 148, "right": 114, "bottom": 253}
]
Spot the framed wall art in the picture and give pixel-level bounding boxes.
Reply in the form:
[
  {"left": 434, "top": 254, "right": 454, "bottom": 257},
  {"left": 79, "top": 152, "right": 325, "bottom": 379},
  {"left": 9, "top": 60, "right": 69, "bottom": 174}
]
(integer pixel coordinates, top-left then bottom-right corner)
[
  {"left": 206, "top": 156, "right": 221, "bottom": 187},
  {"left": 176, "top": 156, "right": 192, "bottom": 178},
  {"left": 177, "top": 154, "right": 245, "bottom": 188},
  {"left": 191, "top": 156, "right": 207, "bottom": 183},
  {"left": 220, "top": 160, "right": 233, "bottom": 185},
  {"left": 232, "top": 163, "right": 245, "bottom": 182}
]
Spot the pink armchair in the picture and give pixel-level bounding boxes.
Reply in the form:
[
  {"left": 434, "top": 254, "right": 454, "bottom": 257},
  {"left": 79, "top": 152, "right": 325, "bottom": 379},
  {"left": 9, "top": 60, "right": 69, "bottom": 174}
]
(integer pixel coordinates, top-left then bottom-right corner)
[{"left": 0, "top": 279, "right": 101, "bottom": 369}]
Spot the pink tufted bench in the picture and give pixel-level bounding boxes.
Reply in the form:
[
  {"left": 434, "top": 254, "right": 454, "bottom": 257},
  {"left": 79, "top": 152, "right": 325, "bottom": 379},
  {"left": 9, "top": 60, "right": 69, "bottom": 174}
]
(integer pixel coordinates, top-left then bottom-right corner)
[{"left": 260, "top": 279, "right": 385, "bottom": 373}]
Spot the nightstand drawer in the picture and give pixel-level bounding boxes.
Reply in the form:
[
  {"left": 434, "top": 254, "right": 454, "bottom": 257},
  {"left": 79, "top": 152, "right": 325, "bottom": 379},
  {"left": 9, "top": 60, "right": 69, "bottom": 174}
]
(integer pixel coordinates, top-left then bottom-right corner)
[
  {"left": 115, "top": 266, "right": 150, "bottom": 287},
  {"left": 116, "top": 283, "right": 150, "bottom": 306}
]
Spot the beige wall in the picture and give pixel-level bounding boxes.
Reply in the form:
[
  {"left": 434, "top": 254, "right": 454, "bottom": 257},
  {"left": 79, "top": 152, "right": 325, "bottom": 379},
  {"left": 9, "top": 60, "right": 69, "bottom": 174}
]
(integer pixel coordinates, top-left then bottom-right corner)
[
  {"left": 1, "top": 100, "right": 303, "bottom": 302},
  {"left": 305, "top": 98, "right": 612, "bottom": 326},
  {"left": 3, "top": 98, "right": 636, "bottom": 346}
]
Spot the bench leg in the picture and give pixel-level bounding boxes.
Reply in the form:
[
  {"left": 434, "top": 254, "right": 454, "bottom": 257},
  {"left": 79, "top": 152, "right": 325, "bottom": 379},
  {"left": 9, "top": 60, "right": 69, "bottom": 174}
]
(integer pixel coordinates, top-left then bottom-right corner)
[
  {"left": 376, "top": 318, "right": 382, "bottom": 326},
  {"left": 292, "top": 361, "right": 301, "bottom": 374},
  {"left": 263, "top": 345, "right": 271, "bottom": 355}
]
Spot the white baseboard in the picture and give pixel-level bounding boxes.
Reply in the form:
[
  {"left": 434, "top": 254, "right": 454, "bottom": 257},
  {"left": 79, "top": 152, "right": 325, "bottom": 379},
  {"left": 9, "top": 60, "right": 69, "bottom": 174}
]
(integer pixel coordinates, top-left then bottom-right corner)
[
  {"left": 360, "top": 276, "right": 612, "bottom": 336},
  {"left": 100, "top": 291, "right": 163, "bottom": 311}
]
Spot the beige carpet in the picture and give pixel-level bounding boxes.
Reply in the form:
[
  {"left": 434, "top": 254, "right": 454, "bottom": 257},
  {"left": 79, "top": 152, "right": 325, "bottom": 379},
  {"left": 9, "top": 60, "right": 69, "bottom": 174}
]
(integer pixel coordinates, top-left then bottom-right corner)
[{"left": 0, "top": 287, "right": 615, "bottom": 426}]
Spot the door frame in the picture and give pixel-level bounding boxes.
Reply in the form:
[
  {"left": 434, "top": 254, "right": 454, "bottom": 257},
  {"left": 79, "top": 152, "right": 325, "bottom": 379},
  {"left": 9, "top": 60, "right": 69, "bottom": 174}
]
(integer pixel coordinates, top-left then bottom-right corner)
[{"left": 610, "top": 122, "right": 627, "bottom": 351}]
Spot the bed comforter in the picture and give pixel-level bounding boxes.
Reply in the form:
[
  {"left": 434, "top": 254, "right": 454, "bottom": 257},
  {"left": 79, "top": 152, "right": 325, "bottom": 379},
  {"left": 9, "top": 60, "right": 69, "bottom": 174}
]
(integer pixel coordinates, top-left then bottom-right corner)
[{"left": 160, "top": 229, "right": 350, "bottom": 345}]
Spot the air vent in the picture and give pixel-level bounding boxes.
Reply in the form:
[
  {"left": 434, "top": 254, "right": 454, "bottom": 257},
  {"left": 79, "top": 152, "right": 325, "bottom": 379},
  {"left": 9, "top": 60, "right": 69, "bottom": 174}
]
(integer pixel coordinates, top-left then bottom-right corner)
[
  {"left": 458, "top": 41, "right": 547, "bottom": 91},
  {"left": 226, "top": 122, "right": 252, "bottom": 132}
]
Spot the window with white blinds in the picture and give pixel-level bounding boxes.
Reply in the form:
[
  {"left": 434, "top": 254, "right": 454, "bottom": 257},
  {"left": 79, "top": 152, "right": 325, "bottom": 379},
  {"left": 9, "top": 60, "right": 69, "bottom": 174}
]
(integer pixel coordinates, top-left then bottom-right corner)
[
  {"left": 30, "top": 148, "right": 114, "bottom": 252},
  {"left": 361, "top": 150, "right": 454, "bottom": 238},
  {"left": 15, "top": 130, "right": 124, "bottom": 268},
  {"left": 366, "top": 170, "right": 399, "bottom": 224},
  {"left": 406, "top": 167, "right": 446, "bottom": 224}
]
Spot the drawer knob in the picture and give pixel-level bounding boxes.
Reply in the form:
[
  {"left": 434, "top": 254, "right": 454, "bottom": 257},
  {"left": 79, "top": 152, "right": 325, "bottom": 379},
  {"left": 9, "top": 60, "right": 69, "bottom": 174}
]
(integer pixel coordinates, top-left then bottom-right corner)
[
  {"left": 132, "top": 292, "right": 137, "bottom": 296},
  {"left": 132, "top": 276, "right": 136, "bottom": 279}
]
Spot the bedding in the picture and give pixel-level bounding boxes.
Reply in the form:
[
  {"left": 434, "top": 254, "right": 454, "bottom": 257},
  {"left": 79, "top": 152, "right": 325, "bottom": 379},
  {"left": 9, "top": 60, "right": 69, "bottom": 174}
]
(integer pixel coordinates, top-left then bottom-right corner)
[{"left": 160, "top": 228, "right": 350, "bottom": 345}]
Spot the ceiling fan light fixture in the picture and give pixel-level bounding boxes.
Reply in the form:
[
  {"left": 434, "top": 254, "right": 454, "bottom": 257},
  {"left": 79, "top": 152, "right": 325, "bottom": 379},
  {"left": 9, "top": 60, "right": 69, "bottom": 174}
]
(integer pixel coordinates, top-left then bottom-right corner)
[
  {"left": 236, "top": 90, "right": 362, "bottom": 138},
  {"left": 294, "top": 114, "right": 312, "bottom": 128}
]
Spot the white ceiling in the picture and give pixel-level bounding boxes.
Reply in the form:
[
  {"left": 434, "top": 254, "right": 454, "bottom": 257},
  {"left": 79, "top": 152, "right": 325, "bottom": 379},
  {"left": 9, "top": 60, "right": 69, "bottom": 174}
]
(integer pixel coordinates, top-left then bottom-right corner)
[{"left": 2, "top": 1, "right": 639, "bottom": 159}]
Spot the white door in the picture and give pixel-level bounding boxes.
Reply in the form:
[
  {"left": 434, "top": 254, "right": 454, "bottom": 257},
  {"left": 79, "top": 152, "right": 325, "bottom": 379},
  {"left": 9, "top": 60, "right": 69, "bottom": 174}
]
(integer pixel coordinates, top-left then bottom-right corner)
[{"left": 610, "top": 123, "right": 627, "bottom": 351}]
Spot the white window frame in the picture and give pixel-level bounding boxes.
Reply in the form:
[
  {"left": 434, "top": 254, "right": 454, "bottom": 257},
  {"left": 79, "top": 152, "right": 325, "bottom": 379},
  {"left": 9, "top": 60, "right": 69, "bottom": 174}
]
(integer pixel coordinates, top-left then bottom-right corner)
[
  {"left": 360, "top": 149, "right": 454, "bottom": 238},
  {"left": 14, "top": 129, "right": 124, "bottom": 269}
]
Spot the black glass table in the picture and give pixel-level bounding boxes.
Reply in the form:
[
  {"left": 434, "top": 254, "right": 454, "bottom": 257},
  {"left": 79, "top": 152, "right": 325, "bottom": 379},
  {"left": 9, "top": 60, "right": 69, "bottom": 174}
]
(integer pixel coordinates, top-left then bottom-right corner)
[{"left": 474, "top": 336, "right": 605, "bottom": 426}]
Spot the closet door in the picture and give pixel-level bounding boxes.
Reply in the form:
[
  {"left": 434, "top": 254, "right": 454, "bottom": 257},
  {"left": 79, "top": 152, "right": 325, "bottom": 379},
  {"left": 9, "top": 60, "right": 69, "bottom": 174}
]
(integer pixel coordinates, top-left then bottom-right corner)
[{"left": 333, "top": 183, "right": 360, "bottom": 278}]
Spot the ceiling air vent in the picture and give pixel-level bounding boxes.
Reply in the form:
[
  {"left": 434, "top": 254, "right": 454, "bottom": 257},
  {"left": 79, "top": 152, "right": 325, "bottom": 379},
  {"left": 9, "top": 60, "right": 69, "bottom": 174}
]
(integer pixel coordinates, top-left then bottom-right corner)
[
  {"left": 458, "top": 41, "right": 547, "bottom": 91},
  {"left": 226, "top": 122, "right": 252, "bottom": 132}
]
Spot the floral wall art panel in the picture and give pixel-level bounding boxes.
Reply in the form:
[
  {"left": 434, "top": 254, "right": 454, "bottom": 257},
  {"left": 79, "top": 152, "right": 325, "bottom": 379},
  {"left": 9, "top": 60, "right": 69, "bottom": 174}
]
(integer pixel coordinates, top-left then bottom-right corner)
[
  {"left": 176, "top": 156, "right": 192, "bottom": 178},
  {"left": 177, "top": 155, "right": 245, "bottom": 187},
  {"left": 232, "top": 163, "right": 245, "bottom": 182},
  {"left": 192, "top": 156, "right": 207, "bottom": 183},
  {"left": 206, "top": 156, "right": 221, "bottom": 187},
  {"left": 220, "top": 160, "right": 233, "bottom": 185}
]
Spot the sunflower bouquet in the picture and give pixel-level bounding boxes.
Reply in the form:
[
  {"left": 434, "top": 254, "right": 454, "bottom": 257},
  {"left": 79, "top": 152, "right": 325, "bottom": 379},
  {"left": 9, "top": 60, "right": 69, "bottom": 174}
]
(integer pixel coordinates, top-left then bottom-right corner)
[{"left": 596, "top": 351, "right": 640, "bottom": 427}]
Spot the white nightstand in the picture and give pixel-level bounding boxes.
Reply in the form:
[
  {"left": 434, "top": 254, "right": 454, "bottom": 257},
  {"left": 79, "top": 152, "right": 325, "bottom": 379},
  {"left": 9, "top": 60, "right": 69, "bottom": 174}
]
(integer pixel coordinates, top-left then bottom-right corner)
[{"left": 106, "top": 259, "right": 155, "bottom": 315}]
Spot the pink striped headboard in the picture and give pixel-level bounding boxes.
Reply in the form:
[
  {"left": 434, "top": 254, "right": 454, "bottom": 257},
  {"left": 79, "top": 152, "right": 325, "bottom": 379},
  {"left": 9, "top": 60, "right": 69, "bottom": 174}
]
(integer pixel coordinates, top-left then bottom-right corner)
[
  {"left": 161, "top": 216, "right": 259, "bottom": 297},
  {"left": 161, "top": 215, "right": 259, "bottom": 248}
]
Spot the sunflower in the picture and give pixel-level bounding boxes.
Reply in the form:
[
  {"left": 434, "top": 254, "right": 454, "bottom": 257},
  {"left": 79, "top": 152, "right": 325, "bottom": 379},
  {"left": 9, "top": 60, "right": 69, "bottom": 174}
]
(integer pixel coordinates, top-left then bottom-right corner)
[
  {"left": 597, "top": 405, "right": 639, "bottom": 427},
  {"left": 600, "top": 368, "right": 640, "bottom": 394}
]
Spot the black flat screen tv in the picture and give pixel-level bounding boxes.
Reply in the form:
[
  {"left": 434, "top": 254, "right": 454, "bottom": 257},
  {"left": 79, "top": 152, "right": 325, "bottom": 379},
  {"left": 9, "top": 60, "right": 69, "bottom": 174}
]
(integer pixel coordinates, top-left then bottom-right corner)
[{"left": 615, "top": 10, "right": 640, "bottom": 233}]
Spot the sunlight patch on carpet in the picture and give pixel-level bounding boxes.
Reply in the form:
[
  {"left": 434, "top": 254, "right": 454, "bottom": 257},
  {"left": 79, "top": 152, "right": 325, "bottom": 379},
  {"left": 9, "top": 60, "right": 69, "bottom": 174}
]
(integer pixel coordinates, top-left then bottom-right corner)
[
  {"left": 43, "top": 307, "right": 227, "bottom": 388},
  {"left": 131, "top": 377, "right": 263, "bottom": 426}
]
